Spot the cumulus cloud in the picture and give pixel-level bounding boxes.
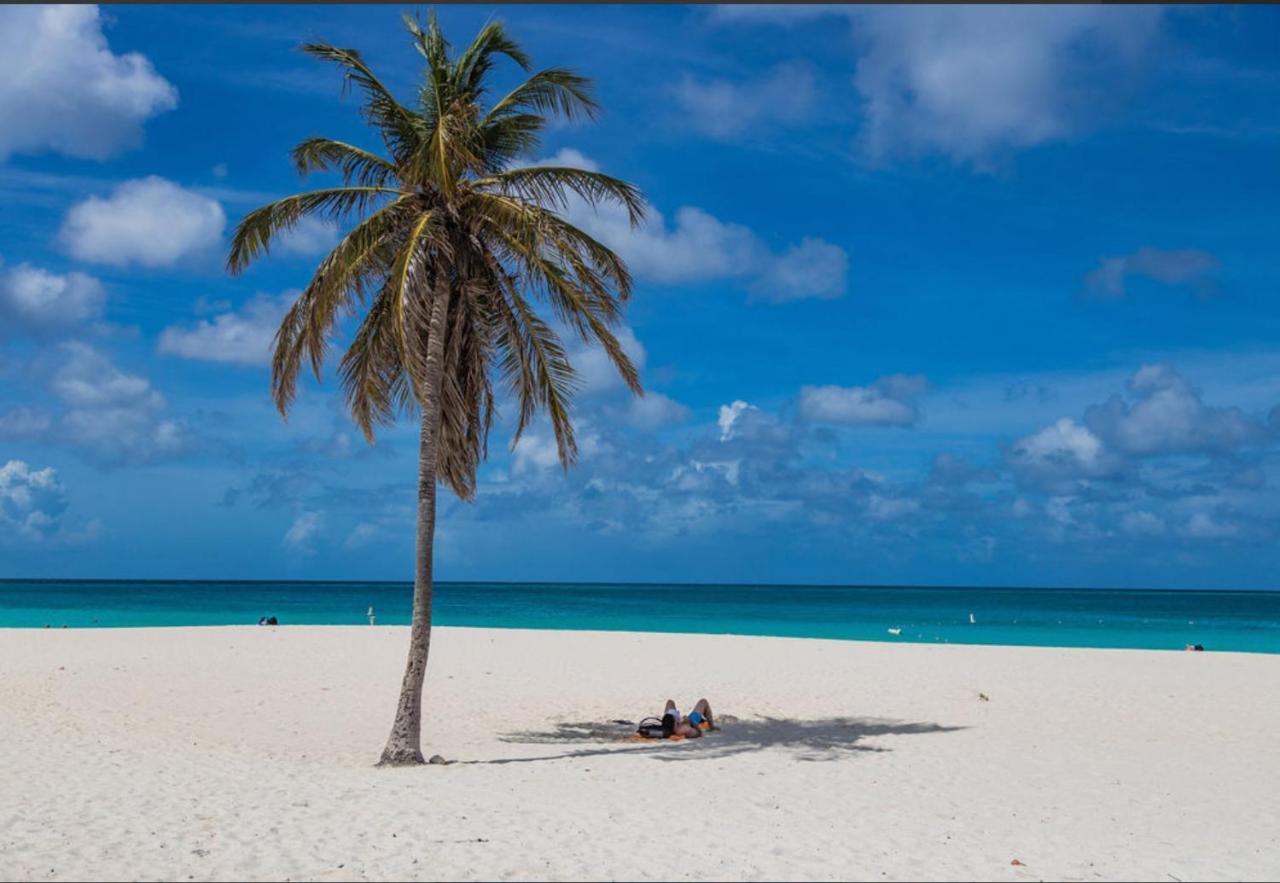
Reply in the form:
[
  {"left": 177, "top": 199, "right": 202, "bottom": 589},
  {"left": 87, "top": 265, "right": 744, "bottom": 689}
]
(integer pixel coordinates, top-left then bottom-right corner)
[
  {"left": 751, "top": 238, "right": 849, "bottom": 302},
  {"left": 1007, "top": 417, "right": 1119, "bottom": 487},
  {"left": 283, "top": 510, "right": 324, "bottom": 554},
  {"left": 854, "top": 7, "right": 1162, "bottom": 164},
  {"left": 158, "top": 293, "right": 293, "bottom": 367},
  {"left": 713, "top": 5, "right": 1163, "bottom": 166},
  {"left": 0, "top": 407, "right": 54, "bottom": 440},
  {"left": 567, "top": 324, "right": 647, "bottom": 394},
  {"left": 538, "top": 149, "right": 848, "bottom": 301},
  {"left": 1084, "top": 364, "right": 1268, "bottom": 457},
  {"left": 1183, "top": 511, "right": 1239, "bottom": 540},
  {"left": 52, "top": 342, "right": 161, "bottom": 409},
  {"left": 623, "top": 392, "right": 691, "bottom": 431},
  {"left": 798, "top": 374, "right": 926, "bottom": 426},
  {"left": 60, "top": 176, "right": 226, "bottom": 268},
  {"left": 1084, "top": 247, "right": 1219, "bottom": 298},
  {"left": 511, "top": 433, "right": 564, "bottom": 475},
  {"left": 675, "top": 63, "right": 817, "bottom": 139},
  {"left": 717, "top": 400, "right": 757, "bottom": 442},
  {"left": 0, "top": 261, "right": 105, "bottom": 332},
  {"left": 0, "top": 460, "right": 68, "bottom": 540},
  {"left": 1008, "top": 363, "right": 1273, "bottom": 491},
  {"left": 1121, "top": 510, "right": 1166, "bottom": 537},
  {"left": 0, "top": 6, "right": 176, "bottom": 160},
  {"left": 6, "top": 342, "right": 194, "bottom": 466}
]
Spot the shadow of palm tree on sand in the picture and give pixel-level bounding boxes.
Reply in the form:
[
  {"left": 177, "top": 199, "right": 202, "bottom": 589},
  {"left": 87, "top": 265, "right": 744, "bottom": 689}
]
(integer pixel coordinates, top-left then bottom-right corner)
[{"left": 467, "top": 716, "right": 965, "bottom": 765}]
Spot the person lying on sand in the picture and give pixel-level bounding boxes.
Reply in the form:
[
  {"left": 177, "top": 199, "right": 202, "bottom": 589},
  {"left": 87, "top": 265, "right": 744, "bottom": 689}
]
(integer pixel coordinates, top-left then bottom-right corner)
[
  {"left": 633, "top": 698, "right": 717, "bottom": 739},
  {"left": 661, "top": 698, "right": 715, "bottom": 738}
]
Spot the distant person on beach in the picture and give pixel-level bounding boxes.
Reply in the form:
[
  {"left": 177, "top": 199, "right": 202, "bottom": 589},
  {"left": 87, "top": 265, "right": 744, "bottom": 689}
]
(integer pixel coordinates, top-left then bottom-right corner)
[
  {"left": 367, "top": 606, "right": 376, "bottom": 625},
  {"left": 258, "top": 616, "right": 279, "bottom": 626},
  {"left": 661, "top": 698, "right": 715, "bottom": 738}
]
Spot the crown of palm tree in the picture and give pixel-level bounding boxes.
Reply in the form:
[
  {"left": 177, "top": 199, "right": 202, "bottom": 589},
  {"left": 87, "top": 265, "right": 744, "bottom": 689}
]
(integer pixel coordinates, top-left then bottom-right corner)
[{"left": 228, "top": 11, "right": 645, "bottom": 500}]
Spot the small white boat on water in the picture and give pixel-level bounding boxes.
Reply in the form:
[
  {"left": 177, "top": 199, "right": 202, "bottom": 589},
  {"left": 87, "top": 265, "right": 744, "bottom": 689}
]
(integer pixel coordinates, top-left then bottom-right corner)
[{"left": 887, "top": 628, "right": 902, "bottom": 636}]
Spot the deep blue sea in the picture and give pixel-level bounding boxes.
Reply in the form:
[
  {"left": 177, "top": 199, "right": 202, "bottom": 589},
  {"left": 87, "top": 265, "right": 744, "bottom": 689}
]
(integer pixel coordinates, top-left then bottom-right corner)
[{"left": 2, "top": 579, "right": 1279, "bottom": 653}]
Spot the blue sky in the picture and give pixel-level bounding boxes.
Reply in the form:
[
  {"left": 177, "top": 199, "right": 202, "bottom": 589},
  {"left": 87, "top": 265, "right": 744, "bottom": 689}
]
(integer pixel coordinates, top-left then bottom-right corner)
[{"left": 2, "top": 4, "right": 1280, "bottom": 588}]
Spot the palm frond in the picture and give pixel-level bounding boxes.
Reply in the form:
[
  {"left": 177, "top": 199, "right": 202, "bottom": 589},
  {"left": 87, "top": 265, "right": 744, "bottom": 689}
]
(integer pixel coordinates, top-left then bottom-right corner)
[
  {"left": 484, "top": 68, "right": 600, "bottom": 125},
  {"left": 228, "top": 186, "right": 406, "bottom": 274},
  {"left": 302, "top": 42, "right": 422, "bottom": 162},
  {"left": 477, "top": 166, "right": 646, "bottom": 226},
  {"left": 269, "top": 195, "right": 412, "bottom": 414},
  {"left": 291, "top": 137, "right": 398, "bottom": 188},
  {"left": 454, "top": 19, "right": 531, "bottom": 95}
]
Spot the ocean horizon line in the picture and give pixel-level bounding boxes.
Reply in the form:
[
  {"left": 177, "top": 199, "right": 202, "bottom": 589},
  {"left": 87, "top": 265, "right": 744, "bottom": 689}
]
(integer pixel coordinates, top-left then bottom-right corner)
[{"left": 5, "top": 576, "right": 1280, "bottom": 595}]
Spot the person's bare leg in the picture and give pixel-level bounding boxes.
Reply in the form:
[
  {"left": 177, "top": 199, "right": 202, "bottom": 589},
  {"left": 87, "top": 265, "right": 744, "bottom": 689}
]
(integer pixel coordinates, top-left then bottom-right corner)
[{"left": 692, "top": 698, "right": 714, "bottom": 729}]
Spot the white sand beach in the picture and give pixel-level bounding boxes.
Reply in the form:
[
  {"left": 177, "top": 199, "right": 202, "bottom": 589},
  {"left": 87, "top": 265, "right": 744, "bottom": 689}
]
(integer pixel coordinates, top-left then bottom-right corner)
[{"left": 2, "top": 626, "right": 1278, "bottom": 882}]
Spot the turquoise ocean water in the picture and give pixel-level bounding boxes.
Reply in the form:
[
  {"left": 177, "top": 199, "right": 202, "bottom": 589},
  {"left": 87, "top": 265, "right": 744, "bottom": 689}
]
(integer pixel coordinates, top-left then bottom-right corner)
[{"left": 2, "top": 579, "right": 1279, "bottom": 653}]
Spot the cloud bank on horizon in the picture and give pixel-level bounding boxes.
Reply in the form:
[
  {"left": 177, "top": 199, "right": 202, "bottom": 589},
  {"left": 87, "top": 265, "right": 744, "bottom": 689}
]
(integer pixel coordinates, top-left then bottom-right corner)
[{"left": 2, "top": 3, "right": 1280, "bottom": 589}]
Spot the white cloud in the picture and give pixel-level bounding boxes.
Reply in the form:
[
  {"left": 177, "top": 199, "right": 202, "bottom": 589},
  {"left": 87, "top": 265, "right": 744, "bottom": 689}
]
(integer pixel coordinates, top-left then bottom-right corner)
[
  {"left": 0, "top": 6, "right": 177, "bottom": 160},
  {"left": 624, "top": 392, "right": 691, "bottom": 431},
  {"left": 60, "top": 176, "right": 226, "bottom": 268},
  {"left": 540, "top": 147, "right": 600, "bottom": 173},
  {"left": 717, "top": 400, "right": 757, "bottom": 441},
  {"left": 853, "top": 6, "right": 1163, "bottom": 165},
  {"left": 0, "top": 261, "right": 105, "bottom": 332},
  {"left": 675, "top": 63, "right": 816, "bottom": 139},
  {"left": 1084, "top": 247, "right": 1219, "bottom": 298},
  {"left": 587, "top": 202, "right": 756, "bottom": 282},
  {"left": 0, "top": 460, "right": 68, "bottom": 541},
  {"left": 283, "top": 511, "right": 324, "bottom": 554},
  {"left": 40, "top": 342, "right": 191, "bottom": 465},
  {"left": 512, "top": 433, "right": 563, "bottom": 474},
  {"left": 158, "top": 293, "right": 293, "bottom": 367},
  {"left": 538, "top": 149, "right": 848, "bottom": 301},
  {"left": 1084, "top": 364, "right": 1268, "bottom": 457},
  {"left": 1008, "top": 417, "right": 1118, "bottom": 486},
  {"left": 714, "top": 6, "right": 1163, "bottom": 166},
  {"left": 798, "top": 374, "right": 926, "bottom": 426},
  {"left": 0, "top": 408, "right": 54, "bottom": 440},
  {"left": 752, "top": 238, "right": 848, "bottom": 302},
  {"left": 1121, "top": 510, "right": 1166, "bottom": 537},
  {"left": 59, "top": 408, "right": 189, "bottom": 466},
  {"left": 568, "top": 324, "right": 647, "bottom": 394},
  {"left": 52, "top": 342, "right": 162, "bottom": 409},
  {"left": 1184, "top": 512, "right": 1238, "bottom": 540}
]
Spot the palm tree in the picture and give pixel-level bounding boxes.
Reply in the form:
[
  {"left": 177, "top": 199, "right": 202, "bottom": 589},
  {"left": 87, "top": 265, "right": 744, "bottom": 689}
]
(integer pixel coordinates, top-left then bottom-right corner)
[{"left": 227, "top": 11, "right": 645, "bottom": 766}]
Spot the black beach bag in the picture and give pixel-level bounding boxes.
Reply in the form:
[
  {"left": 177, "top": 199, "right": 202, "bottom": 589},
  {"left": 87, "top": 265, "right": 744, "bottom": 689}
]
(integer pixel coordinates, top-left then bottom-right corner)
[{"left": 636, "top": 716, "right": 672, "bottom": 739}]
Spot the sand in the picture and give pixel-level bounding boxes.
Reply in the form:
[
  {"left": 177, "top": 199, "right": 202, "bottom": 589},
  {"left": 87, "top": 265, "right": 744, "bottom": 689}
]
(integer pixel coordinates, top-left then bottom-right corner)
[{"left": 1, "top": 626, "right": 1278, "bottom": 882}]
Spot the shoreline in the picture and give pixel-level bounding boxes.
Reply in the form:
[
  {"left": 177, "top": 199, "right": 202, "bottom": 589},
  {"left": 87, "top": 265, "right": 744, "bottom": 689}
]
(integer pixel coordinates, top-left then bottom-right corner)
[
  {"left": 2, "top": 622, "right": 1272, "bottom": 656},
  {"left": 3, "top": 625, "right": 1279, "bottom": 881}
]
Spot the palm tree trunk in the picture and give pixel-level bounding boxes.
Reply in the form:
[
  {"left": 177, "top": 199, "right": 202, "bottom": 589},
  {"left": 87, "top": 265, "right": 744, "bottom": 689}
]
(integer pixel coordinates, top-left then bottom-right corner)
[{"left": 378, "top": 285, "right": 450, "bottom": 767}]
